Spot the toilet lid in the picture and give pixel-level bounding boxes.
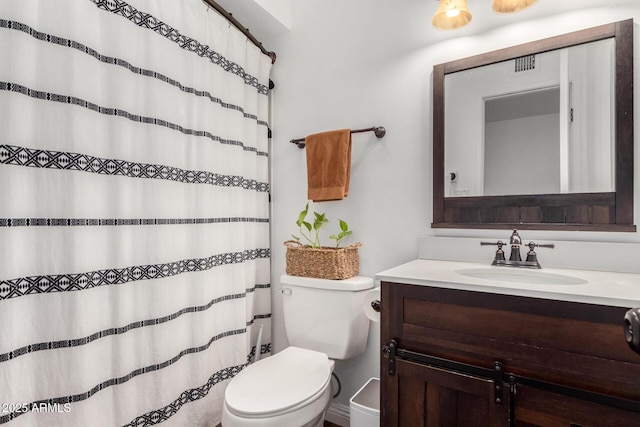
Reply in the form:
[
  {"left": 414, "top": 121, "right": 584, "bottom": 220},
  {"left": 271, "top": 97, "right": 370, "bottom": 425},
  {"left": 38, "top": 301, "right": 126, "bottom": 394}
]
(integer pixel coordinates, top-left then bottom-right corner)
[{"left": 225, "top": 347, "right": 331, "bottom": 416}]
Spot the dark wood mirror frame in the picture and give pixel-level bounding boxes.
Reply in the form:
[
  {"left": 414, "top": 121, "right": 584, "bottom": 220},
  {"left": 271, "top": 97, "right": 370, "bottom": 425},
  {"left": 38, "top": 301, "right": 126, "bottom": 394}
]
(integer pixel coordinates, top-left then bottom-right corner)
[{"left": 432, "top": 19, "right": 635, "bottom": 231}]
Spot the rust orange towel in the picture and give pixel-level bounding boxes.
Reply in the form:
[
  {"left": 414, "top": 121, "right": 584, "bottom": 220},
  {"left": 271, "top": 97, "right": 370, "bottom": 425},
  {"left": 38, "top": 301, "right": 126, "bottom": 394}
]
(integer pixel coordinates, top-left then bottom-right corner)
[{"left": 305, "top": 129, "right": 352, "bottom": 202}]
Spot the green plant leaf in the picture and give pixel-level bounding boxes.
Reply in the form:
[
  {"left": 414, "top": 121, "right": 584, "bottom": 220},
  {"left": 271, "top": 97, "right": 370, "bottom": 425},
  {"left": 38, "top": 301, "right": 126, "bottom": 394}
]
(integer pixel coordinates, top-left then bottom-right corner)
[
  {"left": 313, "top": 212, "right": 328, "bottom": 230},
  {"left": 296, "top": 203, "right": 309, "bottom": 227},
  {"left": 291, "top": 203, "right": 353, "bottom": 249}
]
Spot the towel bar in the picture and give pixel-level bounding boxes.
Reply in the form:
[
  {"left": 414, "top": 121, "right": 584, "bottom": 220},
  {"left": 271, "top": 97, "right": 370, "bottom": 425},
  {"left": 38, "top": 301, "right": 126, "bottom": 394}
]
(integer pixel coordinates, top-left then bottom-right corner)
[{"left": 290, "top": 126, "right": 386, "bottom": 149}]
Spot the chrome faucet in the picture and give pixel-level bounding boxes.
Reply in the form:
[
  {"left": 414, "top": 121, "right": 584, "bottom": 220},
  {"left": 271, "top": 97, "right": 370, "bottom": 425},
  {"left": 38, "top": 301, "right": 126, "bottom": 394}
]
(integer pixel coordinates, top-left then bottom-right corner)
[{"left": 481, "top": 229, "right": 554, "bottom": 269}]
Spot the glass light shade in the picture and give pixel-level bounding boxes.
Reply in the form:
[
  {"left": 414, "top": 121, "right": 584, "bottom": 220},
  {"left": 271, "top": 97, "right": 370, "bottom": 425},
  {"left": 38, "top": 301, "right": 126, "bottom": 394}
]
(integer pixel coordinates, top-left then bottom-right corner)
[
  {"left": 492, "top": 0, "right": 537, "bottom": 13},
  {"left": 432, "top": 0, "right": 472, "bottom": 30}
]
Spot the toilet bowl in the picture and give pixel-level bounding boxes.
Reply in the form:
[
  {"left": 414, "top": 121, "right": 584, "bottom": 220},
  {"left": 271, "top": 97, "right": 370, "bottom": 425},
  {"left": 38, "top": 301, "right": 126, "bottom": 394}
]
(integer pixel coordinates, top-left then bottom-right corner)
[
  {"left": 222, "top": 275, "right": 374, "bottom": 426},
  {"left": 222, "top": 347, "right": 335, "bottom": 427}
]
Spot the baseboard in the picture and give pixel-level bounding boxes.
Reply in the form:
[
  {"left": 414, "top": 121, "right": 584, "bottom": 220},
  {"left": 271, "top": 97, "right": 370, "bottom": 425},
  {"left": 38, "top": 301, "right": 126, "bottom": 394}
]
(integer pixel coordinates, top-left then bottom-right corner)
[{"left": 325, "top": 402, "right": 350, "bottom": 426}]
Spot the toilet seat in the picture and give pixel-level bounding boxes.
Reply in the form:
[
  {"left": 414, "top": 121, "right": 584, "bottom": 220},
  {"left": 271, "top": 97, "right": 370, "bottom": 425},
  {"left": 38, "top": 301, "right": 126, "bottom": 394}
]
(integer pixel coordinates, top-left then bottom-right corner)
[{"left": 224, "top": 347, "right": 332, "bottom": 417}]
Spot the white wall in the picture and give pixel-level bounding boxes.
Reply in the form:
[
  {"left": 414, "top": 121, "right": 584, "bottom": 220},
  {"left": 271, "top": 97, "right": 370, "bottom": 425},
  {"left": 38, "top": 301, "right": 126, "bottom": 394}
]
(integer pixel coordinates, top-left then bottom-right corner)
[
  {"left": 254, "top": 0, "right": 291, "bottom": 29},
  {"left": 485, "top": 113, "right": 561, "bottom": 196},
  {"left": 260, "top": 0, "right": 639, "bottom": 415},
  {"left": 212, "top": 0, "right": 290, "bottom": 42}
]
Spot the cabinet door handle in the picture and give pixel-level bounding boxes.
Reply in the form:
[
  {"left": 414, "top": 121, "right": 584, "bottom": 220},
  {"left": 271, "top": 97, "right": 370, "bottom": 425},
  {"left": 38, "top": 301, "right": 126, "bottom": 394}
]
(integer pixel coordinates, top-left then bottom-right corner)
[{"left": 624, "top": 308, "right": 640, "bottom": 355}]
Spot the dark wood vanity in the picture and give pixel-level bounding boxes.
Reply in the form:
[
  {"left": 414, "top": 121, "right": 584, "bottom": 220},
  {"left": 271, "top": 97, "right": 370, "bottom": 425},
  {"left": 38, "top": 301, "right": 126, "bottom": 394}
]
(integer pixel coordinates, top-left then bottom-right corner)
[{"left": 380, "top": 281, "right": 640, "bottom": 426}]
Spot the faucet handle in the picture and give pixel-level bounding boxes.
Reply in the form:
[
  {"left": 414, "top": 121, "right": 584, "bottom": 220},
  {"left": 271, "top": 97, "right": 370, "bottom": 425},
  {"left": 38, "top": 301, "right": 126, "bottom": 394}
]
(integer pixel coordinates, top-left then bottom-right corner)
[
  {"left": 526, "top": 241, "right": 555, "bottom": 250},
  {"left": 525, "top": 241, "right": 555, "bottom": 265},
  {"left": 480, "top": 240, "right": 504, "bottom": 247},
  {"left": 480, "top": 240, "right": 506, "bottom": 262}
]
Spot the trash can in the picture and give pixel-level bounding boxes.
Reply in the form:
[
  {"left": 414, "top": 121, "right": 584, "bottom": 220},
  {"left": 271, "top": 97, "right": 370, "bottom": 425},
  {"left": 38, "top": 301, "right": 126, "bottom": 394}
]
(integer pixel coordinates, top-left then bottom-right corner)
[{"left": 349, "top": 377, "right": 380, "bottom": 427}]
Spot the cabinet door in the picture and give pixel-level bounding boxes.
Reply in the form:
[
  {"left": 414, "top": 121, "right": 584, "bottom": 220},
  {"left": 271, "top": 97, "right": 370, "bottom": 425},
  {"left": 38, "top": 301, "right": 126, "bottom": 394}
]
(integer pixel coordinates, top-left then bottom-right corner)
[
  {"left": 382, "top": 358, "right": 510, "bottom": 427},
  {"left": 514, "top": 385, "right": 640, "bottom": 427}
]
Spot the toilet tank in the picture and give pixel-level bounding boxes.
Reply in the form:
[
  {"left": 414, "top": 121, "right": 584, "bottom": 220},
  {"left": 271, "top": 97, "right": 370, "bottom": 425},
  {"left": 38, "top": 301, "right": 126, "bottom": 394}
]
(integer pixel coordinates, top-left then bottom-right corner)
[{"left": 280, "top": 274, "right": 374, "bottom": 360}]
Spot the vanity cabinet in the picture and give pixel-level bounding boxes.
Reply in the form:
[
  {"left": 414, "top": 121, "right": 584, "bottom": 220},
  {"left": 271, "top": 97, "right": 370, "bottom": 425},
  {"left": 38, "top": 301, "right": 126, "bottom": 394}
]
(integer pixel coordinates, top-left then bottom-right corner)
[{"left": 380, "top": 281, "right": 640, "bottom": 426}]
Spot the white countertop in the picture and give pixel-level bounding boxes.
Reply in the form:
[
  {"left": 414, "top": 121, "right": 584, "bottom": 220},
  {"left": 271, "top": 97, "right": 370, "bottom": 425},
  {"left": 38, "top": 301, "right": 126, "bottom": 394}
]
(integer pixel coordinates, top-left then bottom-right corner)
[{"left": 375, "top": 259, "right": 640, "bottom": 308}]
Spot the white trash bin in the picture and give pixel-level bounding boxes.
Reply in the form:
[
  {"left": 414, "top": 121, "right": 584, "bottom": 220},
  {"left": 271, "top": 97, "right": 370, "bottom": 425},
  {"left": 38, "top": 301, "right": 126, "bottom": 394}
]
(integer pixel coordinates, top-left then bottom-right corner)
[{"left": 349, "top": 377, "right": 380, "bottom": 427}]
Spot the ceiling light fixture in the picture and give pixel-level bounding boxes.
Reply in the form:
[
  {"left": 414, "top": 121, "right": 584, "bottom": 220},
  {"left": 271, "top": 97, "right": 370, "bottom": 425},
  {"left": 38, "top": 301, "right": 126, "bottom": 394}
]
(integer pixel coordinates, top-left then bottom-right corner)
[
  {"left": 432, "top": 0, "right": 472, "bottom": 30},
  {"left": 432, "top": 0, "right": 537, "bottom": 30},
  {"left": 492, "top": 0, "right": 538, "bottom": 14}
]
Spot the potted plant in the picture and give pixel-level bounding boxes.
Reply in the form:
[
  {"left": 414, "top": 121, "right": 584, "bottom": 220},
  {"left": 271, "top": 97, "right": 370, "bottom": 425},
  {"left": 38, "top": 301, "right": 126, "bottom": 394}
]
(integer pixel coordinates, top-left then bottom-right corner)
[{"left": 284, "top": 202, "right": 361, "bottom": 280}]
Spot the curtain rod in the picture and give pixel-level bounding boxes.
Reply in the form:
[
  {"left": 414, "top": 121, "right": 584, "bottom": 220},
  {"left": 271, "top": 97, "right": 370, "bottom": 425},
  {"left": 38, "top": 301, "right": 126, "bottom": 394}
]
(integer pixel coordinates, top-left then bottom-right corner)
[
  {"left": 201, "top": 0, "right": 277, "bottom": 64},
  {"left": 290, "top": 126, "right": 387, "bottom": 149}
]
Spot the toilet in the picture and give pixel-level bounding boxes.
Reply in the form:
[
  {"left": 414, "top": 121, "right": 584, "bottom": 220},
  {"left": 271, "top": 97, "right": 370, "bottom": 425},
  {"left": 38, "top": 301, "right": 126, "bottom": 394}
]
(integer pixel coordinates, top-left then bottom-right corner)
[{"left": 222, "top": 274, "right": 374, "bottom": 427}]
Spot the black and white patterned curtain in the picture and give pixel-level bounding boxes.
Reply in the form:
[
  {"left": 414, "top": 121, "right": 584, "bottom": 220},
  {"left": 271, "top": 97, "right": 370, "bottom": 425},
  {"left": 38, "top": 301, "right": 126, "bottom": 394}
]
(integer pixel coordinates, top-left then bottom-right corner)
[{"left": 0, "top": 0, "right": 272, "bottom": 425}]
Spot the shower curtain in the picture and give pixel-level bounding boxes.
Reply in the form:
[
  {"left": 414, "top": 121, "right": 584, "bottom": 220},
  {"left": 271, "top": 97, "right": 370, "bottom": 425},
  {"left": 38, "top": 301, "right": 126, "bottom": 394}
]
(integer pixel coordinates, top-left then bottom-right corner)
[{"left": 0, "top": 0, "right": 272, "bottom": 425}]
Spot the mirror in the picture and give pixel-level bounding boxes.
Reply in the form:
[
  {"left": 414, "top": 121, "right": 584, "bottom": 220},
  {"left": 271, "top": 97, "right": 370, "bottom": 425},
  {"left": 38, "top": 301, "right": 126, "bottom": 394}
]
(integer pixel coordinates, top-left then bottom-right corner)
[
  {"left": 446, "top": 39, "right": 615, "bottom": 198},
  {"left": 432, "top": 20, "right": 634, "bottom": 231}
]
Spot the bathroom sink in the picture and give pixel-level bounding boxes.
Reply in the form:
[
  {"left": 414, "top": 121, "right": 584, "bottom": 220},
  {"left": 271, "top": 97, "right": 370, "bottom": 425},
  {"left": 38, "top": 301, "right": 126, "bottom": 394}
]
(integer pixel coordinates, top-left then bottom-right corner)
[{"left": 455, "top": 268, "right": 588, "bottom": 285}]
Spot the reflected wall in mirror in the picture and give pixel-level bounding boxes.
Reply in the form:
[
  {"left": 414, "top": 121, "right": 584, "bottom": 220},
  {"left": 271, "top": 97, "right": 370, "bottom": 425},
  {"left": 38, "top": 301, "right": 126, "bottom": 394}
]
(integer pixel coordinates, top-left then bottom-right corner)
[
  {"left": 484, "top": 87, "right": 562, "bottom": 196},
  {"left": 432, "top": 20, "right": 634, "bottom": 231}
]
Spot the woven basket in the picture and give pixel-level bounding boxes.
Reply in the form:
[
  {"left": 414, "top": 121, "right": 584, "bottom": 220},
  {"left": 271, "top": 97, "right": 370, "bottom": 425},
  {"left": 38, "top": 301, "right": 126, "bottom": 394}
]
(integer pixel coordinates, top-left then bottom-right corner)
[{"left": 284, "top": 240, "right": 362, "bottom": 280}]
